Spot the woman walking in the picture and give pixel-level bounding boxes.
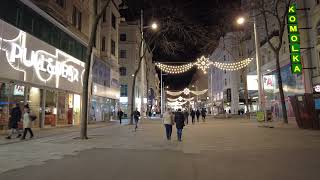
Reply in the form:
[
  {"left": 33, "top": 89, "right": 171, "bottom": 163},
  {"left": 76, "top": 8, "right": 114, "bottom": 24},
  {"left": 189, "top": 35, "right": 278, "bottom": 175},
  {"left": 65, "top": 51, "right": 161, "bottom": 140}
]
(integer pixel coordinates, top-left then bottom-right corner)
[
  {"left": 163, "top": 109, "right": 174, "bottom": 140},
  {"left": 21, "top": 104, "right": 34, "bottom": 140},
  {"left": 174, "top": 109, "right": 185, "bottom": 142}
]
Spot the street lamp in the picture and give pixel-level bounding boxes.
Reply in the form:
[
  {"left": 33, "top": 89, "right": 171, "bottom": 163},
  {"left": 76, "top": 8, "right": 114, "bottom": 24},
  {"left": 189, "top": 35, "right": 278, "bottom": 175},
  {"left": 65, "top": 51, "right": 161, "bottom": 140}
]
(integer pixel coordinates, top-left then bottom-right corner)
[
  {"left": 236, "top": 16, "right": 265, "bottom": 113},
  {"left": 151, "top": 22, "right": 158, "bottom": 30}
]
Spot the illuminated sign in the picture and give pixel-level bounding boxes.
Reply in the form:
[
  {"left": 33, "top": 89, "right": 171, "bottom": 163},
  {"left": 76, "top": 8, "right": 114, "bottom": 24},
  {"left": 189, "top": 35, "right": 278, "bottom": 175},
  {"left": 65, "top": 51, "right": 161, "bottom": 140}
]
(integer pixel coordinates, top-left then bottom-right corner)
[
  {"left": 314, "top": 85, "right": 320, "bottom": 93},
  {"left": 13, "top": 85, "right": 25, "bottom": 96},
  {"left": 1, "top": 31, "right": 81, "bottom": 83},
  {"left": 0, "top": 19, "right": 85, "bottom": 93},
  {"left": 288, "top": 3, "right": 302, "bottom": 74}
]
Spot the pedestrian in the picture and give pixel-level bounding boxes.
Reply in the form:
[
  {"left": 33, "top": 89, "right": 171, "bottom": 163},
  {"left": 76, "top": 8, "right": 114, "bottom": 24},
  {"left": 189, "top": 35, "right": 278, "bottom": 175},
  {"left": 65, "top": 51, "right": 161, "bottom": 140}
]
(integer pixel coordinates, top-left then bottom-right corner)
[
  {"left": 163, "top": 109, "right": 174, "bottom": 140},
  {"left": 117, "top": 108, "right": 124, "bottom": 124},
  {"left": 196, "top": 109, "right": 200, "bottom": 122},
  {"left": 190, "top": 109, "right": 196, "bottom": 124},
  {"left": 174, "top": 109, "right": 185, "bottom": 142},
  {"left": 201, "top": 108, "right": 207, "bottom": 122},
  {"left": 6, "top": 103, "right": 22, "bottom": 139},
  {"left": 184, "top": 110, "right": 189, "bottom": 125},
  {"left": 21, "top": 104, "right": 34, "bottom": 140},
  {"left": 133, "top": 108, "right": 141, "bottom": 131},
  {"left": 228, "top": 109, "right": 231, "bottom": 114}
]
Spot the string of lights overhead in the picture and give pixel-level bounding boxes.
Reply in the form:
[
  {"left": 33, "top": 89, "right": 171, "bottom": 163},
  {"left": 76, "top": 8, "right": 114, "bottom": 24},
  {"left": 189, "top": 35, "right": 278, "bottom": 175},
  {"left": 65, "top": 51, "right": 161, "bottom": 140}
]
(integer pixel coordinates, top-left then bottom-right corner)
[{"left": 155, "top": 56, "right": 253, "bottom": 74}]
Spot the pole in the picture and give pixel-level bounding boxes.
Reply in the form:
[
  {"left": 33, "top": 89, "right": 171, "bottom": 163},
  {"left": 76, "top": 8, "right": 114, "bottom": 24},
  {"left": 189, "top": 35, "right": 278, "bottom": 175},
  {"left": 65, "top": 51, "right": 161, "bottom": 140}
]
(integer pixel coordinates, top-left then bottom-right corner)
[
  {"left": 140, "top": 9, "right": 145, "bottom": 118},
  {"left": 253, "top": 17, "right": 264, "bottom": 112},
  {"left": 160, "top": 70, "right": 163, "bottom": 116}
]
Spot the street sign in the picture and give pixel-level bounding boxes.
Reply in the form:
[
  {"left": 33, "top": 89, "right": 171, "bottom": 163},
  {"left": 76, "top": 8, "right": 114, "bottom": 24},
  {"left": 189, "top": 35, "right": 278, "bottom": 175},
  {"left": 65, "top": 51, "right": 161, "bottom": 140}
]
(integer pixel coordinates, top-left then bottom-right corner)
[{"left": 287, "top": 3, "right": 302, "bottom": 74}]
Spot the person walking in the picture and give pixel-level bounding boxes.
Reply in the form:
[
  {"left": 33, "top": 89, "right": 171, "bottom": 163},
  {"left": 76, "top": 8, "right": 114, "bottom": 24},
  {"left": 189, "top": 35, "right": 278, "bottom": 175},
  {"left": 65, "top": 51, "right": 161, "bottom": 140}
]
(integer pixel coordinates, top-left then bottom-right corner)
[
  {"left": 133, "top": 108, "right": 141, "bottom": 131},
  {"left": 184, "top": 110, "right": 189, "bottom": 125},
  {"left": 163, "top": 109, "right": 174, "bottom": 140},
  {"left": 21, "top": 104, "right": 34, "bottom": 140},
  {"left": 196, "top": 109, "right": 201, "bottom": 122},
  {"left": 201, "top": 108, "right": 207, "bottom": 122},
  {"left": 6, "top": 103, "right": 22, "bottom": 139},
  {"left": 117, "top": 109, "right": 124, "bottom": 124},
  {"left": 174, "top": 109, "right": 185, "bottom": 142},
  {"left": 190, "top": 109, "right": 196, "bottom": 124}
]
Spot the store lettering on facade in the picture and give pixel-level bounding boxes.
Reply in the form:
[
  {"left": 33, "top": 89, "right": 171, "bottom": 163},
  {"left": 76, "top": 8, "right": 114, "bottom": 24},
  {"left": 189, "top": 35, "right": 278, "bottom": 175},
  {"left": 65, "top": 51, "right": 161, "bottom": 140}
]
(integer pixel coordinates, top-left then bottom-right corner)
[
  {"left": 1, "top": 31, "right": 81, "bottom": 84},
  {"left": 288, "top": 3, "right": 302, "bottom": 74}
]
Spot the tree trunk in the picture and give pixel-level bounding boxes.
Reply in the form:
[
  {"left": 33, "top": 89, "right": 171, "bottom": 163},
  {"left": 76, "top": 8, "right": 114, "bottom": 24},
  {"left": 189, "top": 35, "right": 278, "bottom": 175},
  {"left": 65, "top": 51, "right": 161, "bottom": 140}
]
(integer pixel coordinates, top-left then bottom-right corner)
[
  {"left": 130, "top": 57, "right": 144, "bottom": 124},
  {"left": 243, "top": 68, "right": 250, "bottom": 114},
  {"left": 275, "top": 50, "right": 288, "bottom": 123}
]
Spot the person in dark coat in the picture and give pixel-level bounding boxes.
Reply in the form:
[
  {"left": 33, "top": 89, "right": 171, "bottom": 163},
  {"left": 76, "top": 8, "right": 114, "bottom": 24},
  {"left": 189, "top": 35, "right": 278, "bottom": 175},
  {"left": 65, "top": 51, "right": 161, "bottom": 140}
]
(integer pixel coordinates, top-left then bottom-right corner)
[
  {"left": 6, "top": 103, "right": 22, "bottom": 139},
  {"left": 201, "top": 108, "right": 207, "bottom": 122},
  {"left": 117, "top": 109, "right": 124, "bottom": 124},
  {"left": 133, "top": 108, "right": 141, "bottom": 131},
  {"left": 196, "top": 109, "right": 201, "bottom": 122},
  {"left": 183, "top": 110, "right": 189, "bottom": 125},
  {"left": 174, "top": 109, "right": 185, "bottom": 142},
  {"left": 190, "top": 109, "right": 196, "bottom": 124}
]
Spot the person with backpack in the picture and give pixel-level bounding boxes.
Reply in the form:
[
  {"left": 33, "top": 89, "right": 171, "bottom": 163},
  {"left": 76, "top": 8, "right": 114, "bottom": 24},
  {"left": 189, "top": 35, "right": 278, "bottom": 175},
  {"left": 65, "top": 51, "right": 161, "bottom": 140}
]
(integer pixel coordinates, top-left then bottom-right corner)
[
  {"left": 174, "top": 109, "right": 185, "bottom": 142},
  {"left": 21, "top": 104, "right": 34, "bottom": 140},
  {"left": 162, "top": 109, "right": 174, "bottom": 140}
]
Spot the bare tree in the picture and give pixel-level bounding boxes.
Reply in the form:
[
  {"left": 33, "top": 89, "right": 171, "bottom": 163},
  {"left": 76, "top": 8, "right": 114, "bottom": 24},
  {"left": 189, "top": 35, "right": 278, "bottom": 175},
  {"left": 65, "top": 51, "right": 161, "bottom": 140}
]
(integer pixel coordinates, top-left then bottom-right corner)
[
  {"left": 251, "top": 0, "right": 293, "bottom": 123},
  {"left": 81, "top": 0, "right": 111, "bottom": 139}
]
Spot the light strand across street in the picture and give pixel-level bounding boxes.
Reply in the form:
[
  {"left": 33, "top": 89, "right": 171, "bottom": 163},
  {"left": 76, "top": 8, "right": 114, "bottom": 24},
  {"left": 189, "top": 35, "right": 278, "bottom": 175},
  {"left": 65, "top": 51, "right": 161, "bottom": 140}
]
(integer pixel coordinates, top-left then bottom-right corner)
[
  {"left": 156, "top": 56, "right": 253, "bottom": 74},
  {"left": 166, "top": 88, "right": 208, "bottom": 96},
  {"left": 167, "top": 96, "right": 194, "bottom": 102}
]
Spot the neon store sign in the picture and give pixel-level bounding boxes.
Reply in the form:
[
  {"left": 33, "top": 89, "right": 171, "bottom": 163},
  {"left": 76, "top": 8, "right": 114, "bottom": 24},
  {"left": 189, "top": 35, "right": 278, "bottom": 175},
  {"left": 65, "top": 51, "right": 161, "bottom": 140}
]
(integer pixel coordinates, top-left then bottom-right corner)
[
  {"left": 0, "top": 31, "right": 84, "bottom": 85},
  {"left": 287, "top": 3, "right": 302, "bottom": 74}
]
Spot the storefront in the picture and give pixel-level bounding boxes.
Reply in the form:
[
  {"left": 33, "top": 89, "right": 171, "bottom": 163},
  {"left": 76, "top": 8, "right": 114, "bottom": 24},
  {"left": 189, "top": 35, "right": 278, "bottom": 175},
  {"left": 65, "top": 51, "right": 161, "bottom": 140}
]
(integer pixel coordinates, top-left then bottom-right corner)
[
  {"left": 90, "top": 57, "right": 120, "bottom": 122},
  {"left": 0, "top": 19, "right": 85, "bottom": 131}
]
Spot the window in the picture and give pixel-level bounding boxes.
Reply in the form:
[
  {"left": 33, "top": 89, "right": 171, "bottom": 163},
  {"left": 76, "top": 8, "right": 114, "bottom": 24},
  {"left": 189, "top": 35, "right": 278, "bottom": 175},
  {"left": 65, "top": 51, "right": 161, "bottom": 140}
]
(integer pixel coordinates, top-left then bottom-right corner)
[
  {"left": 120, "top": 50, "right": 127, "bottom": 58},
  {"left": 112, "top": 13, "right": 116, "bottom": 29},
  {"left": 101, "top": 36, "right": 106, "bottom": 51},
  {"left": 111, "top": 39, "right": 116, "bottom": 56},
  {"left": 72, "top": 6, "right": 82, "bottom": 30},
  {"left": 102, "top": 10, "right": 106, "bottom": 22},
  {"left": 120, "top": 33, "right": 127, "bottom": 41},
  {"left": 120, "top": 85, "right": 128, "bottom": 97},
  {"left": 56, "top": 0, "right": 65, "bottom": 8},
  {"left": 119, "top": 67, "right": 127, "bottom": 76}
]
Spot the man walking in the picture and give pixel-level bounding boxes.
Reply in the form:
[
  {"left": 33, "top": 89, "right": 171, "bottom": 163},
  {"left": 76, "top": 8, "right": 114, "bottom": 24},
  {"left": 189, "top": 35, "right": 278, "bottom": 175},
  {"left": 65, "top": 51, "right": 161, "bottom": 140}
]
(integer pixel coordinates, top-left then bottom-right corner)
[
  {"left": 163, "top": 109, "right": 174, "bottom": 140},
  {"left": 196, "top": 109, "right": 201, "bottom": 122},
  {"left": 174, "top": 109, "right": 185, "bottom": 142},
  {"left": 184, "top": 110, "right": 189, "bottom": 125},
  {"left": 190, "top": 109, "right": 196, "bottom": 124},
  {"left": 133, "top": 108, "right": 141, "bottom": 131},
  {"left": 117, "top": 109, "right": 124, "bottom": 124},
  {"left": 201, "top": 108, "right": 207, "bottom": 122},
  {"left": 6, "top": 103, "right": 22, "bottom": 139}
]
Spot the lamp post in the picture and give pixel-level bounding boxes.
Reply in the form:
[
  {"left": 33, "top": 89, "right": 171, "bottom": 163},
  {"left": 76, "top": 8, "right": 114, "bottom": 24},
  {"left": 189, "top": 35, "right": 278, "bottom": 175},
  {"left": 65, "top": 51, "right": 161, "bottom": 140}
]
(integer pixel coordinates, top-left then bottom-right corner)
[{"left": 236, "top": 16, "right": 265, "bottom": 113}]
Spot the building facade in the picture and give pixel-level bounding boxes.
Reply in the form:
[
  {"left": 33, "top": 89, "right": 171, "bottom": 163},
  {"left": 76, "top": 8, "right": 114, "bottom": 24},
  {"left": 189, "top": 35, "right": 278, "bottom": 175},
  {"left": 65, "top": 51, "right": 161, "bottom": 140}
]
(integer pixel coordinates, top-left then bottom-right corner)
[
  {"left": 240, "top": 0, "right": 320, "bottom": 121},
  {"left": 118, "top": 21, "right": 157, "bottom": 117},
  {"left": 32, "top": 0, "right": 122, "bottom": 122},
  {"left": 0, "top": 0, "right": 87, "bottom": 130}
]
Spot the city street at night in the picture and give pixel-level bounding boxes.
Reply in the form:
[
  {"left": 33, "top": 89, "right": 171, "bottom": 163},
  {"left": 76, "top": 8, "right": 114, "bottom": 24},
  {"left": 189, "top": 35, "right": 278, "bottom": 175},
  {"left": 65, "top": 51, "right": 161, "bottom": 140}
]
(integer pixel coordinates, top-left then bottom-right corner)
[{"left": 1, "top": 117, "right": 320, "bottom": 180}]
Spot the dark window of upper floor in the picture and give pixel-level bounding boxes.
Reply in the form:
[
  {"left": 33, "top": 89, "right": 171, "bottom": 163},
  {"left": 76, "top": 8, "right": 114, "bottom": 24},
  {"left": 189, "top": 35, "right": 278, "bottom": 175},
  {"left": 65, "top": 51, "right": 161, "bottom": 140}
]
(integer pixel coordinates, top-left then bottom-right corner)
[
  {"left": 119, "top": 67, "right": 127, "bottom": 76},
  {"left": 111, "top": 39, "right": 116, "bottom": 55},
  {"left": 120, "top": 84, "right": 128, "bottom": 97},
  {"left": 101, "top": 36, "right": 106, "bottom": 51},
  {"left": 111, "top": 13, "right": 116, "bottom": 29},
  {"left": 120, "top": 33, "right": 126, "bottom": 41},
  {"left": 120, "top": 50, "right": 126, "bottom": 58},
  {"left": 55, "top": 0, "right": 65, "bottom": 8}
]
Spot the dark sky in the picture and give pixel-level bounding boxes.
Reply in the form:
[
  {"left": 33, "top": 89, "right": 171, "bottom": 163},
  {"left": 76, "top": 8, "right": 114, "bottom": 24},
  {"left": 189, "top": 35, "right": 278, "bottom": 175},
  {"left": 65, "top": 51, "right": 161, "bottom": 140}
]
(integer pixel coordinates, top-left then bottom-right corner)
[{"left": 121, "top": 0, "right": 241, "bottom": 90}]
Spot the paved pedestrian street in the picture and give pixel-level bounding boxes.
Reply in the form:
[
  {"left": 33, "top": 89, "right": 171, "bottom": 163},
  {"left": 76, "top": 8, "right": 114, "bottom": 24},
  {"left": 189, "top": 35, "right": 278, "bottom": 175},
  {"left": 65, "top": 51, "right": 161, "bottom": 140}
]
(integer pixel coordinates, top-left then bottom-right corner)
[{"left": 1, "top": 117, "right": 320, "bottom": 180}]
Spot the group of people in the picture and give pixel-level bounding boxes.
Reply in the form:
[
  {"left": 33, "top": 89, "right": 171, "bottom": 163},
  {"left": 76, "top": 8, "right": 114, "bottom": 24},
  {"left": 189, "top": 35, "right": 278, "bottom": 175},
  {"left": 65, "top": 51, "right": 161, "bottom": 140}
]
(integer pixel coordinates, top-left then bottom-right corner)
[
  {"left": 184, "top": 108, "right": 207, "bottom": 124},
  {"left": 162, "top": 108, "right": 207, "bottom": 142},
  {"left": 5, "top": 103, "right": 35, "bottom": 140}
]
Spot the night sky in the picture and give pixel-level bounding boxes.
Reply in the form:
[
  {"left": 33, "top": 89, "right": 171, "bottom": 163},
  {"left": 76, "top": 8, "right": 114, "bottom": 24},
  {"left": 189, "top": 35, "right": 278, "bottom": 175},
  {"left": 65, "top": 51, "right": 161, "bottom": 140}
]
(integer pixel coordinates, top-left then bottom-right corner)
[{"left": 121, "top": 0, "right": 241, "bottom": 90}]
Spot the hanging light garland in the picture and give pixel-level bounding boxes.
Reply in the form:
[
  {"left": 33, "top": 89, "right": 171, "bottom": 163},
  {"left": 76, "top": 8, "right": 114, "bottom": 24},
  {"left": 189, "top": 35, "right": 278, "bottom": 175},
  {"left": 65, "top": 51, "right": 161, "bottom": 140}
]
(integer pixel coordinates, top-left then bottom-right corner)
[
  {"left": 212, "top": 58, "right": 253, "bottom": 71},
  {"left": 167, "top": 96, "right": 194, "bottom": 102},
  {"left": 155, "top": 62, "right": 194, "bottom": 74},
  {"left": 156, "top": 56, "right": 253, "bottom": 74},
  {"left": 166, "top": 88, "right": 208, "bottom": 96}
]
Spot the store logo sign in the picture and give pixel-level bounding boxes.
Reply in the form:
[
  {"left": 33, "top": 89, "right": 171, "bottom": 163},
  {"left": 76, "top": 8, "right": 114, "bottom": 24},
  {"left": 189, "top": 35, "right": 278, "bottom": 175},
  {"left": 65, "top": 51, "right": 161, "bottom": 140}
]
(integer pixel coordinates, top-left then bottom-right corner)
[
  {"left": 0, "top": 31, "right": 83, "bottom": 84},
  {"left": 288, "top": 3, "right": 302, "bottom": 74}
]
